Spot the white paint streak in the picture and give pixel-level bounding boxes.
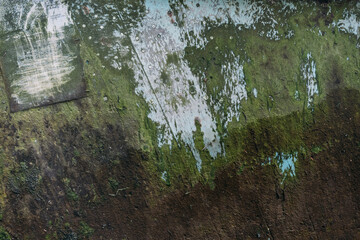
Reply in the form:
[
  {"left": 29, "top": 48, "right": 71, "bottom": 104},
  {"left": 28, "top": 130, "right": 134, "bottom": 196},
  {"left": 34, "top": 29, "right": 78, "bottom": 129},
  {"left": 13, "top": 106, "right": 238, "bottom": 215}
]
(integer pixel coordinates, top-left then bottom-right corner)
[
  {"left": 253, "top": 88, "right": 258, "bottom": 98},
  {"left": 302, "top": 53, "right": 318, "bottom": 107},
  {"left": 219, "top": 53, "right": 247, "bottom": 126}
]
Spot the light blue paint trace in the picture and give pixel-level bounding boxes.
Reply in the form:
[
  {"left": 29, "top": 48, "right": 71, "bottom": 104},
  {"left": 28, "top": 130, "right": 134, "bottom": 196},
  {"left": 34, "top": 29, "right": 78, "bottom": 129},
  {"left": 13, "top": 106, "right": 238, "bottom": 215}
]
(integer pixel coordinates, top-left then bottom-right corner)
[{"left": 263, "top": 152, "right": 298, "bottom": 180}]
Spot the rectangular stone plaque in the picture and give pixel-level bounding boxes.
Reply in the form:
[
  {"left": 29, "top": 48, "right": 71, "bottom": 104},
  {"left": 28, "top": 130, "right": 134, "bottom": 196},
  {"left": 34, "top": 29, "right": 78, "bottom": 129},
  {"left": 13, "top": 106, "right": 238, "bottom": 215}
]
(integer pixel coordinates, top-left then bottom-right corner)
[{"left": 0, "top": 0, "right": 85, "bottom": 112}]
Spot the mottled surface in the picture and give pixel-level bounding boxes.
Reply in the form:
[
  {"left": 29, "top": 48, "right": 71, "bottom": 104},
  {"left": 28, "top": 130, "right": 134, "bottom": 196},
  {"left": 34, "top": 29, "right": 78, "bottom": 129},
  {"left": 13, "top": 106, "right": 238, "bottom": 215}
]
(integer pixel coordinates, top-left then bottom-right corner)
[
  {"left": 0, "top": 0, "right": 85, "bottom": 112},
  {"left": 0, "top": 0, "right": 359, "bottom": 239}
]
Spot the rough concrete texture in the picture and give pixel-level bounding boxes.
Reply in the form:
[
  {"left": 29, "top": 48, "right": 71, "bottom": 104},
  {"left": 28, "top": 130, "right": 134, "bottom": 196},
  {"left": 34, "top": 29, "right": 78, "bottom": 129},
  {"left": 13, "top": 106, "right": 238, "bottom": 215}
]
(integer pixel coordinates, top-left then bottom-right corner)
[{"left": 0, "top": 0, "right": 359, "bottom": 239}]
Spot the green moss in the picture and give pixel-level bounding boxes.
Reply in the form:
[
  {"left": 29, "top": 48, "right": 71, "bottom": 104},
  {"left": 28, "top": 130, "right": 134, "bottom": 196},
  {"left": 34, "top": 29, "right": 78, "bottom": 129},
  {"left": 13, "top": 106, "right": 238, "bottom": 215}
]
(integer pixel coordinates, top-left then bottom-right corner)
[
  {"left": 160, "top": 70, "right": 171, "bottom": 85},
  {"left": 108, "top": 177, "right": 120, "bottom": 191},
  {"left": 312, "top": 146, "right": 322, "bottom": 154},
  {"left": 0, "top": 227, "right": 10, "bottom": 240},
  {"left": 155, "top": 140, "right": 200, "bottom": 188},
  {"left": 166, "top": 53, "right": 180, "bottom": 66},
  {"left": 79, "top": 221, "right": 94, "bottom": 238},
  {"left": 67, "top": 190, "right": 79, "bottom": 201},
  {"left": 8, "top": 158, "right": 41, "bottom": 195},
  {"left": 63, "top": 178, "right": 79, "bottom": 201}
]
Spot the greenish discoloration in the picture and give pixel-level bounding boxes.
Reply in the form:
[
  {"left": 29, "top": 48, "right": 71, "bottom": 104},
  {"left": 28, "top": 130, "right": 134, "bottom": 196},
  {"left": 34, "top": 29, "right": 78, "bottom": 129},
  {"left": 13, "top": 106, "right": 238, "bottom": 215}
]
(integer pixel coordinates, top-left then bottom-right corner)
[
  {"left": 0, "top": 0, "right": 359, "bottom": 238},
  {"left": 79, "top": 221, "right": 94, "bottom": 238},
  {"left": 0, "top": 227, "right": 10, "bottom": 240},
  {"left": 63, "top": 178, "right": 79, "bottom": 201}
]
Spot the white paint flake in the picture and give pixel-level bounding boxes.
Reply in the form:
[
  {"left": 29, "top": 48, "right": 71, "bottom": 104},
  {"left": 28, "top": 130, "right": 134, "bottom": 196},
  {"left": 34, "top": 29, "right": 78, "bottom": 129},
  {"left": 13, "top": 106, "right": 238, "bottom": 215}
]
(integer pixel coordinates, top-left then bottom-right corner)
[{"left": 253, "top": 88, "right": 258, "bottom": 98}]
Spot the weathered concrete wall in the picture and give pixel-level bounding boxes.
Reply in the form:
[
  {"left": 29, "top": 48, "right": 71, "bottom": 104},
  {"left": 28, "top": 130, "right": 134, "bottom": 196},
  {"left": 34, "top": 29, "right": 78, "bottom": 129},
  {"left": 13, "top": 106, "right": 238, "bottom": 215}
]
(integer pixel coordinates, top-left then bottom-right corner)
[{"left": 0, "top": 0, "right": 359, "bottom": 239}]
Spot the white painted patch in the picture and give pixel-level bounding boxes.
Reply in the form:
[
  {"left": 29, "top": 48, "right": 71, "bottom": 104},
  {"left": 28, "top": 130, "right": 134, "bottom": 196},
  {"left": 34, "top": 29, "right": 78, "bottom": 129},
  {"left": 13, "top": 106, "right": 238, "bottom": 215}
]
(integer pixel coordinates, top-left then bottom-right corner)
[
  {"left": 253, "top": 88, "right": 258, "bottom": 98},
  {"left": 337, "top": 11, "right": 360, "bottom": 38},
  {"left": 161, "top": 171, "right": 167, "bottom": 181}
]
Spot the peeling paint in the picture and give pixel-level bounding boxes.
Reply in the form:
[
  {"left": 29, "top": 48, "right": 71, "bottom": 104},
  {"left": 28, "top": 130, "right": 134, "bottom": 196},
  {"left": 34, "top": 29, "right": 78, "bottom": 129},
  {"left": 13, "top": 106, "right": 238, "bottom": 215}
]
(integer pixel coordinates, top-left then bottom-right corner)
[
  {"left": 302, "top": 52, "right": 318, "bottom": 107},
  {"left": 218, "top": 54, "right": 247, "bottom": 127},
  {"left": 337, "top": 11, "right": 360, "bottom": 38},
  {"left": 130, "top": 0, "right": 222, "bottom": 170}
]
